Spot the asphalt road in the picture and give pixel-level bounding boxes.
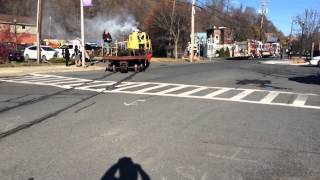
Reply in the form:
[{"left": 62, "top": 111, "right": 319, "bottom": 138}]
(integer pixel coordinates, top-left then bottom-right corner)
[{"left": 0, "top": 59, "right": 320, "bottom": 180}]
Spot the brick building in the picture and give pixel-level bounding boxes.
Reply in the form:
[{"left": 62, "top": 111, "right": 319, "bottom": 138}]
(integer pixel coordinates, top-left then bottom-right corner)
[{"left": 0, "top": 14, "right": 36, "bottom": 45}]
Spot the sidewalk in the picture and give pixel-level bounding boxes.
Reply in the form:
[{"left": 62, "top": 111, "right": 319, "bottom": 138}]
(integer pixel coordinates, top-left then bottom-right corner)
[
  {"left": 0, "top": 64, "right": 105, "bottom": 77},
  {"left": 259, "top": 58, "right": 310, "bottom": 66},
  {"left": 151, "top": 57, "right": 220, "bottom": 64}
]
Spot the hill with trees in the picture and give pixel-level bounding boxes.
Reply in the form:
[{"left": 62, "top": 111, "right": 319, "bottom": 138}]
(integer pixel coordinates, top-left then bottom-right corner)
[{"left": 0, "top": 0, "right": 284, "bottom": 57}]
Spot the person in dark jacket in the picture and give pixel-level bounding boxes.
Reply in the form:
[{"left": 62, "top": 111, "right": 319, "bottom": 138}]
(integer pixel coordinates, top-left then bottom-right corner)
[
  {"left": 74, "top": 45, "right": 79, "bottom": 56},
  {"left": 65, "top": 48, "right": 70, "bottom": 66},
  {"left": 102, "top": 30, "right": 112, "bottom": 56}
]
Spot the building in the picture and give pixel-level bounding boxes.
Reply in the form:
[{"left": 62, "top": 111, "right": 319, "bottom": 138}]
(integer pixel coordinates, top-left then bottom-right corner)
[
  {"left": 206, "top": 26, "right": 234, "bottom": 58},
  {"left": 0, "top": 14, "right": 36, "bottom": 45}
]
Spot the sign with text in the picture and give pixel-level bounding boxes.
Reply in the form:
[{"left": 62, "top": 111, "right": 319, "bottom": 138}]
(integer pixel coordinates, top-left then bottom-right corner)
[{"left": 83, "top": 0, "right": 92, "bottom": 7}]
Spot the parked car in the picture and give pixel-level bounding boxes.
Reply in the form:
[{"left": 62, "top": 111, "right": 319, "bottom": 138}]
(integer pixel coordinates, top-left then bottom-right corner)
[
  {"left": 7, "top": 44, "right": 27, "bottom": 62},
  {"left": 8, "top": 51, "right": 24, "bottom": 62},
  {"left": 24, "top": 45, "right": 60, "bottom": 61},
  {"left": 309, "top": 56, "right": 320, "bottom": 66},
  {"left": 56, "top": 44, "right": 76, "bottom": 59}
]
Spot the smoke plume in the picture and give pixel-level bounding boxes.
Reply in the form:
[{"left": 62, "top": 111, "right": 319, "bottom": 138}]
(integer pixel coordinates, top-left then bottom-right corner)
[{"left": 84, "top": 14, "right": 139, "bottom": 43}]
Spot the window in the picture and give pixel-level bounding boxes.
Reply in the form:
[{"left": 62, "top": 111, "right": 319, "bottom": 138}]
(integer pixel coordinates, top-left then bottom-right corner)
[
  {"left": 29, "top": 46, "right": 37, "bottom": 50},
  {"left": 42, "top": 47, "right": 55, "bottom": 51}
]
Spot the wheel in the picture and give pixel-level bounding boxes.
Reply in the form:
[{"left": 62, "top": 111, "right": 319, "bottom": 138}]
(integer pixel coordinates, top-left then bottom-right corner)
[
  {"left": 41, "top": 55, "right": 47, "bottom": 62},
  {"left": 112, "top": 64, "right": 117, "bottom": 72},
  {"left": 318, "top": 60, "right": 320, "bottom": 68},
  {"left": 140, "top": 64, "right": 144, "bottom": 71},
  {"left": 134, "top": 64, "right": 140, "bottom": 73},
  {"left": 120, "top": 67, "right": 127, "bottom": 73},
  {"left": 25, "top": 54, "right": 29, "bottom": 61}
]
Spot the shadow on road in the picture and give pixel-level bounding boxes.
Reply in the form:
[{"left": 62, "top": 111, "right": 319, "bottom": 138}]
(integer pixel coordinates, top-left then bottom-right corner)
[
  {"left": 289, "top": 75, "right": 320, "bottom": 85},
  {"left": 236, "top": 79, "right": 290, "bottom": 90},
  {"left": 101, "top": 157, "right": 151, "bottom": 180}
]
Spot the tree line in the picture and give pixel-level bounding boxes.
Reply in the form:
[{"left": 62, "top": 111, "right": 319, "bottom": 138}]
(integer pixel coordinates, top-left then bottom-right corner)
[{"left": 0, "top": 0, "right": 291, "bottom": 57}]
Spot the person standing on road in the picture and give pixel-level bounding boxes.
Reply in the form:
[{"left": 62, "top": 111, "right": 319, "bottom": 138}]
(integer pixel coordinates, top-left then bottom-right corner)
[
  {"left": 65, "top": 48, "right": 70, "bottom": 67},
  {"left": 74, "top": 45, "right": 79, "bottom": 56}
]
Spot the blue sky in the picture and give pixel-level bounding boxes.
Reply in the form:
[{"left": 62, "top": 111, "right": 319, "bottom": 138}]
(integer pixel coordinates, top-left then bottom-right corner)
[{"left": 229, "top": 0, "right": 320, "bottom": 35}]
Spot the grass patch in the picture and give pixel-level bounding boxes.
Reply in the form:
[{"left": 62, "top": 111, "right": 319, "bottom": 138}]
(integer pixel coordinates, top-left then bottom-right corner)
[{"left": 0, "top": 58, "right": 75, "bottom": 68}]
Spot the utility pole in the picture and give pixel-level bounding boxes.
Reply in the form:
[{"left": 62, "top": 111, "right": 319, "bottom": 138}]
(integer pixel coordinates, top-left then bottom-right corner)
[
  {"left": 13, "top": 19, "right": 17, "bottom": 46},
  {"left": 300, "top": 21, "right": 305, "bottom": 57},
  {"left": 49, "top": 16, "right": 52, "bottom": 39},
  {"left": 289, "top": 18, "right": 295, "bottom": 46},
  {"left": 260, "top": 0, "right": 265, "bottom": 42},
  {"left": 36, "top": 0, "right": 42, "bottom": 64},
  {"left": 80, "top": 0, "right": 85, "bottom": 68},
  {"left": 190, "top": 0, "right": 196, "bottom": 62},
  {"left": 168, "top": 0, "right": 176, "bottom": 59},
  {"left": 311, "top": 42, "right": 314, "bottom": 59}
]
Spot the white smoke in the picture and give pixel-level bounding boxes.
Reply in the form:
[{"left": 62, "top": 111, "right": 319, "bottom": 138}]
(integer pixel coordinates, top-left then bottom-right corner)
[{"left": 84, "top": 14, "right": 139, "bottom": 43}]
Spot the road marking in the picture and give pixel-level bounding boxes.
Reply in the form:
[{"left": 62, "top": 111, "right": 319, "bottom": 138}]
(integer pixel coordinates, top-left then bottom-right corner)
[
  {"left": 260, "top": 91, "right": 280, "bottom": 104},
  {"left": 13, "top": 77, "right": 64, "bottom": 83},
  {"left": 1, "top": 74, "right": 319, "bottom": 110},
  {"left": 134, "top": 84, "right": 169, "bottom": 93},
  {"left": 24, "top": 77, "right": 70, "bottom": 82},
  {"left": 76, "top": 81, "right": 115, "bottom": 92},
  {"left": 50, "top": 79, "right": 92, "bottom": 85},
  {"left": 111, "top": 83, "right": 148, "bottom": 92},
  {"left": 292, "top": 94, "right": 308, "bottom": 106},
  {"left": 33, "top": 78, "right": 76, "bottom": 83},
  {"left": 124, "top": 99, "right": 146, "bottom": 106},
  {"left": 207, "top": 152, "right": 258, "bottom": 163},
  {"left": 5, "top": 75, "right": 50, "bottom": 81},
  {"left": 155, "top": 85, "right": 188, "bottom": 94},
  {"left": 204, "top": 88, "right": 231, "bottom": 98},
  {"left": 179, "top": 87, "right": 208, "bottom": 96},
  {"left": 230, "top": 89, "right": 255, "bottom": 100}
]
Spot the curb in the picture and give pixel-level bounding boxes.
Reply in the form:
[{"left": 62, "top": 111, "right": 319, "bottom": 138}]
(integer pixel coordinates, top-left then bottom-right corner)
[
  {"left": 259, "top": 60, "right": 310, "bottom": 66},
  {"left": 0, "top": 65, "right": 106, "bottom": 77}
]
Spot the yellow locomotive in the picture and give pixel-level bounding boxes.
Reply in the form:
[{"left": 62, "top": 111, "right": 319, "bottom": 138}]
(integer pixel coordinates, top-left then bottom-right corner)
[
  {"left": 127, "top": 31, "right": 152, "bottom": 54},
  {"left": 103, "top": 31, "right": 152, "bottom": 73}
]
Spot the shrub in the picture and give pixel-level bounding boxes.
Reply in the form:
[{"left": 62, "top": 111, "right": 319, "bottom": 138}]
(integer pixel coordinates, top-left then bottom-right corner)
[
  {"left": 220, "top": 48, "right": 225, "bottom": 57},
  {"left": 49, "top": 58, "right": 65, "bottom": 64},
  {"left": 224, "top": 47, "right": 230, "bottom": 57}
]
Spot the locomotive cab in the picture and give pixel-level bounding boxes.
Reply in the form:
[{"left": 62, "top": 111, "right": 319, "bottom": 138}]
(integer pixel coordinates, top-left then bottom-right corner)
[{"left": 127, "top": 31, "right": 152, "bottom": 55}]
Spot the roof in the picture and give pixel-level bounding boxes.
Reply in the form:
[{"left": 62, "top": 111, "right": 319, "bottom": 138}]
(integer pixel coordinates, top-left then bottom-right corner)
[
  {"left": 266, "top": 36, "right": 279, "bottom": 43},
  {"left": 0, "top": 14, "right": 35, "bottom": 25}
]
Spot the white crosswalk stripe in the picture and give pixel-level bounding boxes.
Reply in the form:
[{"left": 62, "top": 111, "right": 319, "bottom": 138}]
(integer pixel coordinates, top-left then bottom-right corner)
[
  {"left": 0, "top": 74, "right": 319, "bottom": 110},
  {"left": 230, "top": 89, "right": 255, "bottom": 101},
  {"left": 76, "top": 81, "right": 115, "bottom": 92},
  {"left": 204, "top": 88, "right": 231, "bottom": 98},
  {"left": 292, "top": 94, "right": 308, "bottom": 107},
  {"left": 156, "top": 85, "right": 188, "bottom": 95},
  {"left": 260, "top": 92, "right": 280, "bottom": 104},
  {"left": 112, "top": 83, "right": 148, "bottom": 92},
  {"left": 179, "top": 87, "right": 208, "bottom": 96},
  {"left": 134, "top": 84, "right": 169, "bottom": 93}
]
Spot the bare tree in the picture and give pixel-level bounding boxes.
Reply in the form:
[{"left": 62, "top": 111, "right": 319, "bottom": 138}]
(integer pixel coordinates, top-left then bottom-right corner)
[
  {"left": 145, "top": 0, "right": 190, "bottom": 59},
  {"left": 296, "top": 9, "right": 320, "bottom": 52}
]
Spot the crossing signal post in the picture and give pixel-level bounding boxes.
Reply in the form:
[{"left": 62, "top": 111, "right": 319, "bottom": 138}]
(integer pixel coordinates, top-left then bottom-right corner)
[
  {"left": 80, "top": 0, "right": 85, "bottom": 68},
  {"left": 36, "top": 0, "right": 42, "bottom": 64},
  {"left": 190, "top": 0, "right": 196, "bottom": 62},
  {"left": 80, "top": 0, "right": 92, "bottom": 68}
]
